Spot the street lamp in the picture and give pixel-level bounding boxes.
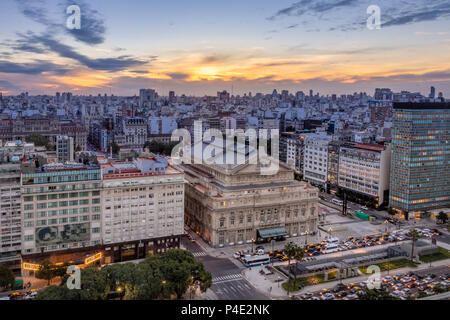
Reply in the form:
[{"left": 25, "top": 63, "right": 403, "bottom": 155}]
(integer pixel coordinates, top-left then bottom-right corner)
[
  {"left": 305, "top": 230, "right": 309, "bottom": 245},
  {"left": 251, "top": 238, "right": 255, "bottom": 253}
]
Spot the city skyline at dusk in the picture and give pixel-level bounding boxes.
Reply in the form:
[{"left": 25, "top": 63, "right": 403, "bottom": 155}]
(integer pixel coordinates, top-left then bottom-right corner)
[{"left": 1, "top": 0, "right": 450, "bottom": 96}]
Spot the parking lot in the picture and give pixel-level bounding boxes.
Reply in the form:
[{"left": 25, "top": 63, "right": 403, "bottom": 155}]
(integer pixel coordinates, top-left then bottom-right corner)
[
  {"left": 298, "top": 265, "right": 450, "bottom": 300},
  {"left": 233, "top": 227, "right": 442, "bottom": 268}
]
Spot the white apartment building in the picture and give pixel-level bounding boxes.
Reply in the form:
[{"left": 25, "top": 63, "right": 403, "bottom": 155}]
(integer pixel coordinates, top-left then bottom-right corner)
[
  {"left": 123, "top": 117, "right": 147, "bottom": 147},
  {"left": 20, "top": 157, "right": 185, "bottom": 266},
  {"left": 0, "top": 163, "right": 22, "bottom": 273},
  {"left": 21, "top": 162, "right": 103, "bottom": 260},
  {"left": 100, "top": 157, "right": 185, "bottom": 262},
  {"left": 338, "top": 143, "right": 391, "bottom": 207},
  {"left": 303, "top": 136, "right": 332, "bottom": 189}
]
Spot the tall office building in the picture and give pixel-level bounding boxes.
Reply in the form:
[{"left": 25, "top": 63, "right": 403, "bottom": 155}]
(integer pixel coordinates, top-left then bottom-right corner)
[
  {"left": 0, "top": 163, "right": 22, "bottom": 274},
  {"left": 21, "top": 162, "right": 103, "bottom": 265},
  {"left": 56, "top": 135, "right": 74, "bottom": 163},
  {"left": 429, "top": 86, "right": 436, "bottom": 99},
  {"left": 389, "top": 102, "right": 450, "bottom": 219}
]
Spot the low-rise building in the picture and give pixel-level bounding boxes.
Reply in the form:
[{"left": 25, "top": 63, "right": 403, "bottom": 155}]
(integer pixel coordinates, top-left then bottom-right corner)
[{"left": 180, "top": 161, "right": 319, "bottom": 247}]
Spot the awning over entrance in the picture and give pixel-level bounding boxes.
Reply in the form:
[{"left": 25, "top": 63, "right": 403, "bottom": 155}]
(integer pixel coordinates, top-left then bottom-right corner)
[{"left": 258, "top": 227, "right": 288, "bottom": 239}]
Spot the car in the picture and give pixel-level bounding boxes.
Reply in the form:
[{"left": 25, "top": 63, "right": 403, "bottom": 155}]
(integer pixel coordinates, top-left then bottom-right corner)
[
  {"left": 400, "top": 276, "right": 411, "bottom": 283},
  {"left": 300, "top": 292, "right": 313, "bottom": 299},
  {"left": 318, "top": 288, "right": 329, "bottom": 296},
  {"left": 391, "top": 290, "right": 401, "bottom": 297},
  {"left": 424, "top": 289, "right": 434, "bottom": 295},
  {"left": 308, "top": 296, "right": 320, "bottom": 300},
  {"left": 233, "top": 252, "right": 241, "bottom": 259},
  {"left": 320, "top": 293, "right": 335, "bottom": 300},
  {"left": 255, "top": 246, "right": 264, "bottom": 251},
  {"left": 336, "top": 290, "right": 347, "bottom": 298},
  {"left": 361, "top": 206, "right": 369, "bottom": 210},
  {"left": 382, "top": 275, "right": 393, "bottom": 282}
]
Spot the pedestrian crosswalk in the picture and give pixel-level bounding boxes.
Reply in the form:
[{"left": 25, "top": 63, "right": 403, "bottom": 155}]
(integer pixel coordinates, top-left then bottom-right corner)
[
  {"left": 192, "top": 251, "right": 207, "bottom": 257},
  {"left": 212, "top": 274, "right": 243, "bottom": 283}
]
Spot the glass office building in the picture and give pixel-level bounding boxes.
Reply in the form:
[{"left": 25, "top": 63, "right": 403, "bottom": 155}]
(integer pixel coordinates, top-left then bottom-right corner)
[{"left": 389, "top": 102, "right": 450, "bottom": 219}]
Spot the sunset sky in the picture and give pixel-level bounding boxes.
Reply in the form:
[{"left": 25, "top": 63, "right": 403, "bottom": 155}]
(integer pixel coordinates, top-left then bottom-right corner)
[{"left": 1, "top": 0, "right": 450, "bottom": 96}]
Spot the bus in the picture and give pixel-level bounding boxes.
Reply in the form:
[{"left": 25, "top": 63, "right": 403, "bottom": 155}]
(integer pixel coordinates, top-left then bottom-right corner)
[
  {"left": 321, "top": 243, "right": 339, "bottom": 254},
  {"left": 241, "top": 254, "right": 271, "bottom": 267}
]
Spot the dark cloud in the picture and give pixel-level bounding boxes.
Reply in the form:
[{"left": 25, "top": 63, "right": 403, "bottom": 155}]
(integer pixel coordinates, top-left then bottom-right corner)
[
  {"left": 0, "top": 60, "right": 69, "bottom": 75},
  {"left": 383, "top": 6, "right": 450, "bottom": 27},
  {"left": 167, "top": 72, "right": 190, "bottom": 80},
  {"left": 15, "top": 0, "right": 106, "bottom": 45},
  {"left": 201, "top": 54, "right": 230, "bottom": 64},
  {"left": 0, "top": 80, "right": 20, "bottom": 91},
  {"left": 255, "top": 61, "right": 307, "bottom": 67},
  {"left": 61, "top": 0, "right": 106, "bottom": 45},
  {"left": 268, "top": 0, "right": 358, "bottom": 20},
  {"left": 15, "top": 32, "right": 146, "bottom": 72},
  {"left": 268, "top": 0, "right": 450, "bottom": 31}
]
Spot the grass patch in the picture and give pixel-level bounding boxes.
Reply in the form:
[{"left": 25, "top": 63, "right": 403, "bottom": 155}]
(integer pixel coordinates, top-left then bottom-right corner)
[
  {"left": 419, "top": 247, "right": 450, "bottom": 263},
  {"left": 359, "top": 259, "right": 419, "bottom": 274},
  {"left": 281, "top": 271, "right": 340, "bottom": 292}
]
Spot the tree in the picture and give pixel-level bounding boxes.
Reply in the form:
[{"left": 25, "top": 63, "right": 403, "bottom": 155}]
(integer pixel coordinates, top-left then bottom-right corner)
[
  {"left": 35, "top": 249, "right": 212, "bottom": 300},
  {"left": 25, "top": 134, "right": 53, "bottom": 150},
  {"left": 408, "top": 229, "right": 421, "bottom": 262},
  {"left": 144, "top": 141, "right": 179, "bottom": 156},
  {"left": 0, "top": 265, "right": 14, "bottom": 289},
  {"left": 284, "top": 243, "right": 296, "bottom": 275},
  {"left": 35, "top": 260, "right": 59, "bottom": 285},
  {"left": 108, "top": 142, "right": 120, "bottom": 155},
  {"left": 437, "top": 211, "right": 448, "bottom": 224},
  {"left": 158, "top": 249, "right": 212, "bottom": 299},
  {"left": 293, "top": 246, "right": 305, "bottom": 283},
  {"left": 358, "top": 284, "right": 399, "bottom": 300}
]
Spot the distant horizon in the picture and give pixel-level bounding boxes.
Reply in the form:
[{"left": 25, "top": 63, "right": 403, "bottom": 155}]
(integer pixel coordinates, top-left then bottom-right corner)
[{"left": 0, "top": 85, "right": 443, "bottom": 99}]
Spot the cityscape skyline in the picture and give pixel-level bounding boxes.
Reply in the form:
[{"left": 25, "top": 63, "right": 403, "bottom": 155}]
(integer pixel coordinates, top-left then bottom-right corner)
[{"left": 1, "top": 0, "right": 450, "bottom": 96}]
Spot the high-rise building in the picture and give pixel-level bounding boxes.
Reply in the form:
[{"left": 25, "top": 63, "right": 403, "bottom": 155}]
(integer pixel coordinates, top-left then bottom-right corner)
[
  {"left": 20, "top": 162, "right": 103, "bottom": 264},
  {"left": 0, "top": 163, "right": 22, "bottom": 274},
  {"left": 303, "top": 135, "right": 331, "bottom": 190},
  {"left": 338, "top": 143, "right": 391, "bottom": 208},
  {"left": 139, "top": 89, "right": 157, "bottom": 108},
  {"left": 99, "top": 157, "right": 184, "bottom": 263},
  {"left": 56, "top": 135, "right": 74, "bottom": 163},
  {"left": 389, "top": 102, "right": 450, "bottom": 219},
  {"left": 429, "top": 86, "right": 436, "bottom": 99},
  {"left": 169, "top": 91, "right": 176, "bottom": 103}
]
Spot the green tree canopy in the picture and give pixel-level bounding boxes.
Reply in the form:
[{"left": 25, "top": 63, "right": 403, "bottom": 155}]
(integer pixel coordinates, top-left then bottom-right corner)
[
  {"left": 36, "top": 249, "right": 212, "bottom": 300},
  {"left": 0, "top": 265, "right": 15, "bottom": 289},
  {"left": 437, "top": 211, "right": 448, "bottom": 224},
  {"left": 25, "top": 134, "right": 53, "bottom": 150}
]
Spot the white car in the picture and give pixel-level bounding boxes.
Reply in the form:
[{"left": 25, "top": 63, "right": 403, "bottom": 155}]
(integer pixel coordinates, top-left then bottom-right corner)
[
  {"left": 233, "top": 252, "right": 241, "bottom": 259},
  {"left": 320, "top": 293, "right": 335, "bottom": 300},
  {"left": 361, "top": 206, "right": 369, "bottom": 210}
]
